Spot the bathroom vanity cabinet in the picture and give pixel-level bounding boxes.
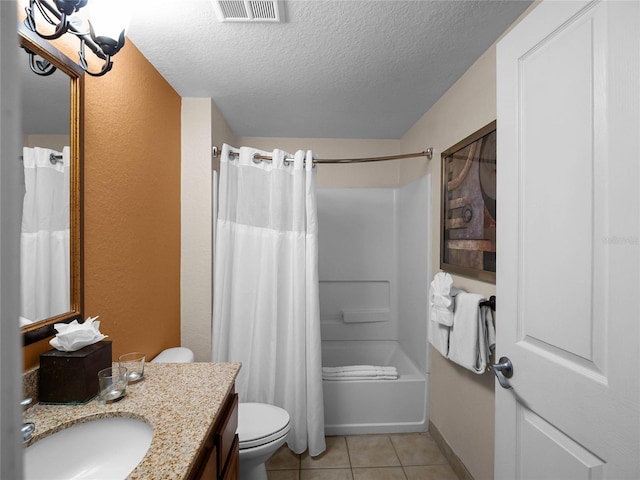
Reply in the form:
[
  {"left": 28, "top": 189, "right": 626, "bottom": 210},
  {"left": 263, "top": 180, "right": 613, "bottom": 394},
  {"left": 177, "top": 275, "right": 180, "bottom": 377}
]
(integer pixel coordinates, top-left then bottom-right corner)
[
  {"left": 187, "top": 387, "right": 239, "bottom": 480},
  {"left": 23, "top": 362, "right": 242, "bottom": 480}
]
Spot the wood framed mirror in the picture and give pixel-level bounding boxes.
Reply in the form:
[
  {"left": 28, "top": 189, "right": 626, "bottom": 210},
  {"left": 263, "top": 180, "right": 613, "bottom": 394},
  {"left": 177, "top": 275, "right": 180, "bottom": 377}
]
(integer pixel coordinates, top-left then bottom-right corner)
[{"left": 19, "top": 24, "right": 84, "bottom": 346}]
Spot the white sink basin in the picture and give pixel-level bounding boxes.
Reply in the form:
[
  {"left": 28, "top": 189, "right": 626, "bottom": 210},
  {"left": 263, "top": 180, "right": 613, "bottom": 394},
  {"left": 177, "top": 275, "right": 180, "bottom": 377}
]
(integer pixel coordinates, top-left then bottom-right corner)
[{"left": 24, "top": 416, "right": 153, "bottom": 480}]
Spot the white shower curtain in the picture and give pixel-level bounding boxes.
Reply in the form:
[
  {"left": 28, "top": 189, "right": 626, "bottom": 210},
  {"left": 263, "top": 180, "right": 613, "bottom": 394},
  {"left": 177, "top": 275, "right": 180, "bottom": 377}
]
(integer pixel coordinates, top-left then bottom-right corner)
[
  {"left": 212, "top": 144, "right": 326, "bottom": 456},
  {"left": 20, "top": 146, "right": 71, "bottom": 325}
]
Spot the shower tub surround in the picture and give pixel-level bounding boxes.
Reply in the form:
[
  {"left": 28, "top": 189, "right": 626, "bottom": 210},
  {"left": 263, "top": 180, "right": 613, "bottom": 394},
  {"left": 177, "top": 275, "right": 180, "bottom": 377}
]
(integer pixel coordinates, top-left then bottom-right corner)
[
  {"left": 317, "top": 176, "right": 431, "bottom": 435},
  {"left": 322, "top": 340, "right": 428, "bottom": 435}
]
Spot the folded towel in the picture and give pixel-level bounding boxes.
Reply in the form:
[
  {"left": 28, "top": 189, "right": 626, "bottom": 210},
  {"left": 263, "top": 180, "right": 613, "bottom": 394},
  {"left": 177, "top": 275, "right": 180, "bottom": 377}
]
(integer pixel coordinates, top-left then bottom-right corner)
[
  {"left": 447, "top": 293, "right": 496, "bottom": 374},
  {"left": 322, "top": 365, "right": 397, "bottom": 375},
  {"left": 429, "top": 272, "right": 456, "bottom": 326},
  {"left": 323, "top": 375, "right": 398, "bottom": 381},
  {"left": 428, "top": 272, "right": 464, "bottom": 358},
  {"left": 428, "top": 316, "right": 451, "bottom": 358},
  {"left": 322, "top": 366, "right": 398, "bottom": 376},
  {"left": 322, "top": 365, "right": 398, "bottom": 380}
]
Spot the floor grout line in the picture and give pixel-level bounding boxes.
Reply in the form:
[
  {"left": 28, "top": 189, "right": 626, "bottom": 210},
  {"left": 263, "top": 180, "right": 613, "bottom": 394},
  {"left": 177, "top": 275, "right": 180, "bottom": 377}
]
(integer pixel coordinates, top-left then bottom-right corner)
[
  {"left": 388, "top": 433, "right": 409, "bottom": 479},
  {"left": 343, "top": 435, "right": 353, "bottom": 479},
  {"left": 267, "top": 433, "right": 460, "bottom": 480}
]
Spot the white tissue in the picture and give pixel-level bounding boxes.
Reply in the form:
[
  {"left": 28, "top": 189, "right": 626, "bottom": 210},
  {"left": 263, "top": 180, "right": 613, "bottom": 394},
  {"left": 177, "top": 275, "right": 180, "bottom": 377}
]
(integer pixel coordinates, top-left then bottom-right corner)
[{"left": 49, "top": 316, "right": 108, "bottom": 352}]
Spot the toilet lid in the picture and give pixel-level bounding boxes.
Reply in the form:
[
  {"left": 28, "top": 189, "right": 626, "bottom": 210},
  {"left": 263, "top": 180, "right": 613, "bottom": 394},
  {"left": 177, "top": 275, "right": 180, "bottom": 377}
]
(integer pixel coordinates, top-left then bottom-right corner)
[
  {"left": 150, "top": 347, "right": 194, "bottom": 363},
  {"left": 238, "top": 403, "right": 291, "bottom": 449}
]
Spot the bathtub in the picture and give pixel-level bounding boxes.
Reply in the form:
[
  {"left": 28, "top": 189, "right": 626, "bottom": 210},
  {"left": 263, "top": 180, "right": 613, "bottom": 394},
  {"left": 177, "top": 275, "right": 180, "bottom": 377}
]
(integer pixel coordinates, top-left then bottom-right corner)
[{"left": 321, "top": 340, "right": 428, "bottom": 435}]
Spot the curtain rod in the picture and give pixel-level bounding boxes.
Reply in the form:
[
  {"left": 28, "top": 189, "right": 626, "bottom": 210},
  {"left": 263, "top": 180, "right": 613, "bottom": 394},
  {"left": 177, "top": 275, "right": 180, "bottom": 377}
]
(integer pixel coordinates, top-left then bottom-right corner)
[
  {"left": 212, "top": 146, "right": 433, "bottom": 164},
  {"left": 18, "top": 153, "right": 64, "bottom": 165}
]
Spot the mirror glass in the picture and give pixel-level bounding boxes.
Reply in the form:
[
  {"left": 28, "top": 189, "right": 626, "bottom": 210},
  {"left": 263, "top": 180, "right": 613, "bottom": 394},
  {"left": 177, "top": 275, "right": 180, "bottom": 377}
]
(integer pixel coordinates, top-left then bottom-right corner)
[{"left": 19, "top": 26, "right": 84, "bottom": 345}]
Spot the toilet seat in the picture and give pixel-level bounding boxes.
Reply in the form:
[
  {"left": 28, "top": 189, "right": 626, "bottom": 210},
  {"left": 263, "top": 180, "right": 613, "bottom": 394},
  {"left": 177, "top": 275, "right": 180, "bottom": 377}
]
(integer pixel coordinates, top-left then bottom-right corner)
[{"left": 238, "top": 403, "right": 290, "bottom": 449}]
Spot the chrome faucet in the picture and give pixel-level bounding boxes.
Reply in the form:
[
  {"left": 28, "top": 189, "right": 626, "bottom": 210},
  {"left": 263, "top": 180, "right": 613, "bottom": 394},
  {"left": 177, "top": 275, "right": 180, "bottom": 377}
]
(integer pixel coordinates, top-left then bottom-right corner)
[{"left": 21, "top": 398, "right": 35, "bottom": 443}]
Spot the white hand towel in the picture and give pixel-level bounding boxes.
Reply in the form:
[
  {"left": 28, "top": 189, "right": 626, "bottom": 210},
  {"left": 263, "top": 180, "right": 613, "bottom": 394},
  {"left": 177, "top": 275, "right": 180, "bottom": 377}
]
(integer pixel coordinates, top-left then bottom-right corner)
[
  {"left": 429, "top": 272, "right": 455, "bottom": 326},
  {"left": 428, "top": 272, "right": 464, "bottom": 358},
  {"left": 447, "top": 293, "right": 496, "bottom": 374},
  {"left": 428, "top": 315, "right": 451, "bottom": 358},
  {"left": 484, "top": 308, "right": 496, "bottom": 358}
]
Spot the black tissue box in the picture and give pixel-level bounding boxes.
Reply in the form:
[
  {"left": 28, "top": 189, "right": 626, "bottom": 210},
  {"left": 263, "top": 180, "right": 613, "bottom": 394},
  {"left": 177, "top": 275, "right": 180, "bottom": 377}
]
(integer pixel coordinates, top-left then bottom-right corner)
[{"left": 39, "top": 340, "right": 112, "bottom": 404}]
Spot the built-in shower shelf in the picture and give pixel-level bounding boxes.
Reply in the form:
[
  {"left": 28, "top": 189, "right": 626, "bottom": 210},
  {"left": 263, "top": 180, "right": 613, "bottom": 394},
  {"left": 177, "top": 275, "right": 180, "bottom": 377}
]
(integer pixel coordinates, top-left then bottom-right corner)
[{"left": 341, "top": 308, "right": 390, "bottom": 324}]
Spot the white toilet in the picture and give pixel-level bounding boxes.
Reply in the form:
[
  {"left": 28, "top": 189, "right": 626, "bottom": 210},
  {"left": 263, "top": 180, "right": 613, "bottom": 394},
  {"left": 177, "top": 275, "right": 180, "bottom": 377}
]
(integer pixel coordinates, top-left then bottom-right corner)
[
  {"left": 236, "top": 402, "right": 290, "bottom": 480},
  {"left": 151, "top": 346, "right": 195, "bottom": 363},
  {"left": 151, "top": 347, "right": 290, "bottom": 480}
]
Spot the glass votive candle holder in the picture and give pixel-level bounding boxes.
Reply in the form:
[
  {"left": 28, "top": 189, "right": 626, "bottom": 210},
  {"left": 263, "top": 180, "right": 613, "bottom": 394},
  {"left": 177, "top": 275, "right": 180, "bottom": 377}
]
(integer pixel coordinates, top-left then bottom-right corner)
[
  {"left": 97, "top": 366, "right": 127, "bottom": 404},
  {"left": 118, "top": 352, "right": 146, "bottom": 384}
]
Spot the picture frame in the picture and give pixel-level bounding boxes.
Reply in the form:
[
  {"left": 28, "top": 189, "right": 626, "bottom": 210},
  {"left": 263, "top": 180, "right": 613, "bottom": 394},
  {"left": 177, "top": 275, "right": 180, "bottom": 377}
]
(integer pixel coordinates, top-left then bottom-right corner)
[{"left": 440, "top": 120, "right": 497, "bottom": 283}]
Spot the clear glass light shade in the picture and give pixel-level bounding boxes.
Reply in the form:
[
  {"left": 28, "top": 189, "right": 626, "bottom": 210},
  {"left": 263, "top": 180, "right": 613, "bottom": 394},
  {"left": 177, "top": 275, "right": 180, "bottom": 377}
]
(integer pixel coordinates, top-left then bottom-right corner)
[
  {"left": 86, "top": 0, "right": 131, "bottom": 41},
  {"left": 67, "top": 7, "right": 90, "bottom": 33}
]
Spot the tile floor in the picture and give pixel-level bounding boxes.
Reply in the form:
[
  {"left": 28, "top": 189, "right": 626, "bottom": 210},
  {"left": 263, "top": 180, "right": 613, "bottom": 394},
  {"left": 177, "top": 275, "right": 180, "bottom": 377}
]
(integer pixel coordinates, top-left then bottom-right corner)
[{"left": 266, "top": 433, "right": 459, "bottom": 480}]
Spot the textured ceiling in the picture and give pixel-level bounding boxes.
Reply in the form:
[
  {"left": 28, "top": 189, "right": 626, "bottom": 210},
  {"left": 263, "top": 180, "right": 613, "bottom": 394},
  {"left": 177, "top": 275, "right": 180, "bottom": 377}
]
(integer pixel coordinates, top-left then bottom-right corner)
[{"left": 127, "top": 0, "right": 532, "bottom": 139}]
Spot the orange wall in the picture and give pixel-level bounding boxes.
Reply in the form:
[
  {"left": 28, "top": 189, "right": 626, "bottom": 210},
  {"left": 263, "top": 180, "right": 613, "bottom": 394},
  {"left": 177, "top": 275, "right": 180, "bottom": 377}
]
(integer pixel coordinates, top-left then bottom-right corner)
[{"left": 23, "top": 39, "right": 182, "bottom": 368}]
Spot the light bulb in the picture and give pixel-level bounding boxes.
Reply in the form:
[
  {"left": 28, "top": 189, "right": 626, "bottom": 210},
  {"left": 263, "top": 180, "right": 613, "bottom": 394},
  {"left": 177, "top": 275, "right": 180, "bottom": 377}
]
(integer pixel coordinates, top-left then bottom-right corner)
[{"left": 86, "top": 0, "right": 131, "bottom": 44}]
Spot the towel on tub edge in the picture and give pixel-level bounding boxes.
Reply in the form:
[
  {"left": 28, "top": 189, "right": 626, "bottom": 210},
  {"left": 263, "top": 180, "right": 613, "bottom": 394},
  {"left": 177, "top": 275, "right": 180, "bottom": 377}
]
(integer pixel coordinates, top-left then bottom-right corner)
[{"left": 322, "top": 365, "right": 399, "bottom": 380}]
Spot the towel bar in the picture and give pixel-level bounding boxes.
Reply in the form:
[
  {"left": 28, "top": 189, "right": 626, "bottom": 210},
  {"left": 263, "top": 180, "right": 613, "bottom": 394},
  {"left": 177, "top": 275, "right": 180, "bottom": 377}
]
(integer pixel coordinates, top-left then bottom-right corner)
[{"left": 479, "top": 295, "right": 496, "bottom": 311}]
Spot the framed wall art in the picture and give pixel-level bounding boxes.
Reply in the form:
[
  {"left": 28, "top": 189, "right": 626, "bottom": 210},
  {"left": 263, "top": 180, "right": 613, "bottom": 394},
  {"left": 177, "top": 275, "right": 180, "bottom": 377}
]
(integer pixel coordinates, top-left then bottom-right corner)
[{"left": 440, "top": 120, "right": 496, "bottom": 283}]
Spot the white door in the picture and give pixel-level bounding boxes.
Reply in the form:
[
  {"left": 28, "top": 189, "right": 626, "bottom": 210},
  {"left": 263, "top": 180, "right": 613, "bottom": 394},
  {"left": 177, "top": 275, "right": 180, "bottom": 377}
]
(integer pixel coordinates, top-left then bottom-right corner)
[{"left": 495, "top": 1, "right": 640, "bottom": 479}]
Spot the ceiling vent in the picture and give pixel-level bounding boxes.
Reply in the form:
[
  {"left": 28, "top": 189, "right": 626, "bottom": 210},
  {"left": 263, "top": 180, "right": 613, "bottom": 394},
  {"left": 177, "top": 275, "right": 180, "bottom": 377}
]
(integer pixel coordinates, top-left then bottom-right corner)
[{"left": 212, "top": 0, "right": 285, "bottom": 23}]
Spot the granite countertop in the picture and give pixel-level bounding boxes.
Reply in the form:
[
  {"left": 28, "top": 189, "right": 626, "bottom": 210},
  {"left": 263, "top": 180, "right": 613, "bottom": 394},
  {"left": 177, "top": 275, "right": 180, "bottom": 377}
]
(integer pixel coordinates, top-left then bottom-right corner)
[{"left": 24, "top": 362, "right": 241, "bottom": 479}]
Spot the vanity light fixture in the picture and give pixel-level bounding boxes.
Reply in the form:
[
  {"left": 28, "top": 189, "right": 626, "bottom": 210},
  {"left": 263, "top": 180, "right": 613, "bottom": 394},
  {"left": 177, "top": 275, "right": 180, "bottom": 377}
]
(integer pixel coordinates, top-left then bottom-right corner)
[{"left": 23, "top": 0, "right": 129, "bottom": 76}]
